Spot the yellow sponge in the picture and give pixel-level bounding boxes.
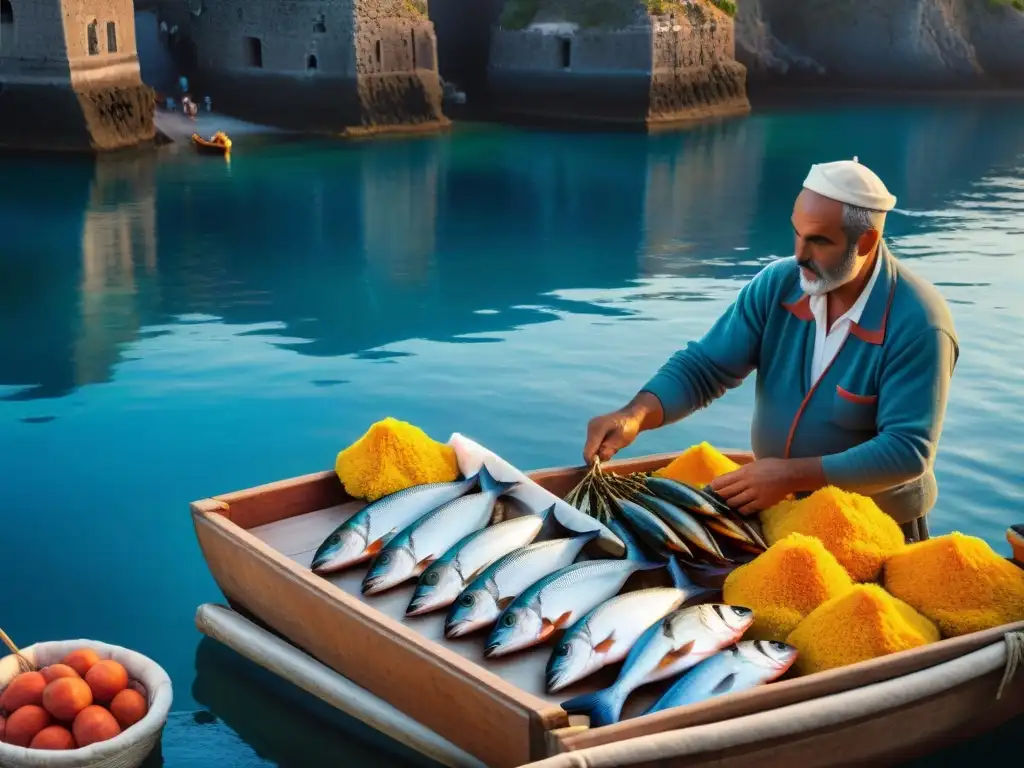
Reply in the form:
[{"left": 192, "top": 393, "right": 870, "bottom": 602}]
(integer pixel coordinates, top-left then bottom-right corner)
[
  {"left": 335, "top": 417, "right": 460, "bottom": 501},
  {"left": 884, "top": 532, "right": 1024, "bottom": 637},
  {"left": 723, "top": 532, "right": 854, "bottom": 642},
  {"left": 761, "top": 486, "right": 905, "bottom": 582},
  {"left": 786, "top": 584, "right": 939, "bottom": 675}
]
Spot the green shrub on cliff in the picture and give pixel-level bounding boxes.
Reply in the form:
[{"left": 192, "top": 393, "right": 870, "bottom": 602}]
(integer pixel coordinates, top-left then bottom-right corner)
[
  {"left": 498, "top": 0, "right": 737, "bottom": 31},
  {"left": 645, "top": 0, "right": 736, "bottom": 18},
  {"left": 500, "top": 0, "right": 543, "bottom": 30},
  {"left": 988, "top": 0, "right": 1024, "bottom": 11}
]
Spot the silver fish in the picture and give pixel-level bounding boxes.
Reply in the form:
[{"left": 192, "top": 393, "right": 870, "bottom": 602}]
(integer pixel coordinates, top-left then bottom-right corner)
[
  {"left": 546, "top": 588, "right": 690, "bottom": 693},
  {"left": 644, "top": 640, "right": 798, "bottom": 715},
  {"left": 645, "top": 476, "right": 730, "bottom": 519},
  {"left": 310, "top": 473, "right": 479, "bottom": 574},
  {"left": 560, "top": 603, "right": 754, "bottom": 727},
  {"left": 636, "top": 492, "right": 727, "bottom": 562},
  {"left": 362, "top": 464, "right": 517, "bottom": 595},
  {"left": 406, "top": 511, "right": 547, "bottom": 616},
  {"left": 444, "top": 532, "right": 598, "bottom": 639},
  {"left": 484, "top": 521, "right": 664, "bottom": 659},
  {"left": 447, "top": 433, "right": 626, "bottom": 556}
]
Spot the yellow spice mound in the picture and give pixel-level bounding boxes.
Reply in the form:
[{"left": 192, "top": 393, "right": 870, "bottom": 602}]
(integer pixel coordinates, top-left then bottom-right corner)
[
  {"left": 786, "top": 584, "right": 939, "bottom": 675},
  {"left": 335, "top": 417, "right": 460, "bottom": 501},
  {"left": 655, "top": 442, "right": 740, "bottom": 487},
  {"left": 883, "top": 532, "right": 1024, "bottom": 637},
  {"left": 760, "top": 486, "right": 905, "bottom": 583},
  {"left": 723, "top": 532, "right": 854, "bottom": 642}
]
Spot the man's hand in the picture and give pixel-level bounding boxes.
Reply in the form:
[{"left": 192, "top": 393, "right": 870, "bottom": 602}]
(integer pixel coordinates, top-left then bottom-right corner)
[
  {"left": 708, "top": 457, "right": 825, "bottom": 515},
  {"left": 583, "top": 393, "right": 665, "bottom": 465}
]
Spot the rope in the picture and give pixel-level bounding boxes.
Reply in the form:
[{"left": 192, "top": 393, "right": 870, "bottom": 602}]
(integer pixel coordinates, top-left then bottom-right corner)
[
  {"left": 0, "top": 627, "right": 36, "bottom": 673},
  {"left": 996, "top": 630, "right": 1024, "bottom": 700}
]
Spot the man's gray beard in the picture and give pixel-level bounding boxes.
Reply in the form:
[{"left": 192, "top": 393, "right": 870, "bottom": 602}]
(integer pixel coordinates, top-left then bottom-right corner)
[{"left": 799, "top": 245, "right": 859, "bottom": 297}]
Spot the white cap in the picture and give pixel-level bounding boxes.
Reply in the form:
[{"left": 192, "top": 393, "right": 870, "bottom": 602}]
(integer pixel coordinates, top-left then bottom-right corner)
[{"left": 802, "top": 157, "right": 897, "bottom": 212}]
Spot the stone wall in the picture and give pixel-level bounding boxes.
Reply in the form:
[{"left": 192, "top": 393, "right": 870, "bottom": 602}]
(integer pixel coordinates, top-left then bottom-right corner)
[
  {"left": 488, "top": 1, "right": 750, "bottom": 129},
  {"left": 180, "top": 0, "right": 445, "bottom": 134},
  {"left": 0, "top": 0, "right": 154, "bottom": 152},
  {"left": 737, "top": 0, "right": 1024, "bottom": 88}
]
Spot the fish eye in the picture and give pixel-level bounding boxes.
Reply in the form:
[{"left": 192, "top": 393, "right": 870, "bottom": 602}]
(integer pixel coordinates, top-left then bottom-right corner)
[
  {"left": 770, "top": 641, "right": 788, "bottom": 651},
  {"left": 377, "top": 553, "right": 391, "bottom": 565},
  {"left": 423, "top": 572, "right": 440, "bottom": 586},
  {"left": 328, "top": 534, "right": 340, "bottom": 546},
  {"left": 459, "top": 593, "right": 475, "bottom": 608},
  {"left": 555, "top": 644, "right": 571, "bottom": 657},
  {"left": 502, "top": 613, "right": 517, "bottom": 628}
]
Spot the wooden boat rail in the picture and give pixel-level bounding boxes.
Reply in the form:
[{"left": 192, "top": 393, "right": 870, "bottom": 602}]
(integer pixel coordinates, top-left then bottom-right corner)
[{"left": 191, "top": 450, "right": 1024, "bottom": 767}]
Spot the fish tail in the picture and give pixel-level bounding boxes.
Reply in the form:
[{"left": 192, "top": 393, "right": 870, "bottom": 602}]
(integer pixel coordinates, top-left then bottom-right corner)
[
  {"left": 609, "top": 517, "right": 665, "bottom": 570},
  {"left": 478, "top": 462, "right": 518, "bottom": 495},
  {"left": 667, "top": 556, "right": 695, "bottom": 590},
  {"left": 538, "top": 503, "right": 556, "bottom": 521},
  {"left": 560, "top": 686, "right": 628, "bottom": 728}
]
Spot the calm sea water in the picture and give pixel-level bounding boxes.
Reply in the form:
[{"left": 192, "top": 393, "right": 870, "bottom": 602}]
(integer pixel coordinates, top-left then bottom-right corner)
[{"left": 0, "top": 100, "right": 1022, "bottom": 765}]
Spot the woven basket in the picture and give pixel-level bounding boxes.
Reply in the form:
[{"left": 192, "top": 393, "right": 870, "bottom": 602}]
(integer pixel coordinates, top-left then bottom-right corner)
[{"left": 0, "top": 639, "right": 173, "bottom": 768}]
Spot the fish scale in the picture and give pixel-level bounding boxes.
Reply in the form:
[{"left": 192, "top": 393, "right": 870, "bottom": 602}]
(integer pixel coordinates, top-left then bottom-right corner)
[
  {"left": 535, "top": 561, "right": 648, "bottom": 618},
  {"left": 362, "top": 465, "right": 517, "bottom": 594},
  {"left": 451, "top": 516, "right": 544, "bottom": 579},
  {"left": 559, "top": 604, "right": 755, "bottom": 727},
  {"left": 310, "top": 473, "right": 479, "bottom": 574},
  {"left": 444, "top": 533, "right": 600, "bottom": 639},
  {"left": 485, "top": 544, "right": 665, "bottom": 658},
  {"left": 546, "top": 586, "right": 693, "bottom": 692},
  {"left": 406, "top": 514, "right": 545, "bottom": 617},
  {"left": 487, "top": 538, "right": 588, "bottom": 595},
  {"left": 643, "top": 639, "right": 798, "bottom": 715},
  {"left": 363, "top": 478, "right": 478, "bottom": 545},
  {"left": 407, "top": 492, "right": 499, "bottom": 558}
]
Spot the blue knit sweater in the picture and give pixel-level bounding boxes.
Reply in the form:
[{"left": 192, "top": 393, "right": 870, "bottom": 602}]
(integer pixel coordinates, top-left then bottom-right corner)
[{"left": 642, "top": 243, "right": 959, "bottom": 524}]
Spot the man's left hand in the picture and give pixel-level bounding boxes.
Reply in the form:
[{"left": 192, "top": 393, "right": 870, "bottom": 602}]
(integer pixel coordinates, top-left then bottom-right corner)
[{"left": 708, "top": 457, "right": 825, "bottom": 515}]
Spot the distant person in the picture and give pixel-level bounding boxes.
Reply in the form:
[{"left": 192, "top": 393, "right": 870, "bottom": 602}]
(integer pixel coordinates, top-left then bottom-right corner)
[
  {"left": 583, "top": 158, "right": 958, "bottom": 543},
  {"left": 204, "top": 96, "right": 212, "bottom": 113},
  {"left": 179, "top": 75, "right": 189, "bottom": 95}
]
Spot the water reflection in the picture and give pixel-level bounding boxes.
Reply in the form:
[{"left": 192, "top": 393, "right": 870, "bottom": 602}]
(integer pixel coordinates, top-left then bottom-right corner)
[
  {"left": 0, "top": 99, "right": 1023, "bottom": 401},
  {"left": 76, "top": 153, "right": 159, "bottom": 388},
  {"left": 166, "top": 637, "right": 432, "bottom": 768}
]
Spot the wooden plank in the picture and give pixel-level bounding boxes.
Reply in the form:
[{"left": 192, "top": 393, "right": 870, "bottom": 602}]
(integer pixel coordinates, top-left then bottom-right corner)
[
  {"left": 214, "top": 471, "right": 348, "bottom": 530},
  {"left": 568, "top": 668, "right": 1022, "bottom": 768},
  {"left": 192, "top": 506, "right": 568, "bottom": 768},
  {"left": 552, "top": 618, "right": 1024, "bottom": 753}
]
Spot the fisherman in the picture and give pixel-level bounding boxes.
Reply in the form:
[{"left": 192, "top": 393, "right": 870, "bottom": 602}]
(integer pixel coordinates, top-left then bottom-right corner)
[{"left": 583, "top": 158, "right": 958, "bottom": 542}]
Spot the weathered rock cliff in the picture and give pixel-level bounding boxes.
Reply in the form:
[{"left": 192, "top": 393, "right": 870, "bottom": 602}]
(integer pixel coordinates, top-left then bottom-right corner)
[
  {"left": 171, "top": 0, "right": 445, "bottom": 136},
  {"left": 737, "top": 0, "right": 1024, "bottom": 87},
  {"left": 488, "top": 0, "right": 750, "bottom": 129}
]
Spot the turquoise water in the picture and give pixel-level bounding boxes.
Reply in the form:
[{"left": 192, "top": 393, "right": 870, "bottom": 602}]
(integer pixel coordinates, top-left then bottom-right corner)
[{"left": 0, "top": 100, "right": 1022, "bottom": 764}]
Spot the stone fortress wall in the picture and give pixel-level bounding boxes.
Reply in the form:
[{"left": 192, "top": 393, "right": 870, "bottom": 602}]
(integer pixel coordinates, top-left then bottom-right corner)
[
  {"left": 1, "top": 0, "right": 1021, "bottom": 152},
  {"left": 0, "top": 0, "right": 154, "bottom": 152}
]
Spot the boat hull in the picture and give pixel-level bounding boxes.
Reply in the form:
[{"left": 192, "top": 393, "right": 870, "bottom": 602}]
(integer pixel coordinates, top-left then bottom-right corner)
[{"left": 190, "top": 450, "right": 1024, "bottom": 768}]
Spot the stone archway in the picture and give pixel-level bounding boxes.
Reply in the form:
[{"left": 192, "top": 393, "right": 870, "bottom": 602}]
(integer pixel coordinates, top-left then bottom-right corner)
[{"left": 1, "top": 0, "right": 14, "bottom": 26}]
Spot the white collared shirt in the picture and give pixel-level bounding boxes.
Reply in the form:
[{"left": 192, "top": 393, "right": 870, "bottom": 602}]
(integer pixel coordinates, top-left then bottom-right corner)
[{"left": 809, "top": 254, "right": 883, "bottom": 385}]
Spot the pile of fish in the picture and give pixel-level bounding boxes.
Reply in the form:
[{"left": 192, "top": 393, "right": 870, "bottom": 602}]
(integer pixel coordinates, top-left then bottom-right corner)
[
  {"left": 308, "top": 457, "right": 793, "bottom": 726},
  {"left": 564, "top": 461, "right": 767, "bottom": 571}
]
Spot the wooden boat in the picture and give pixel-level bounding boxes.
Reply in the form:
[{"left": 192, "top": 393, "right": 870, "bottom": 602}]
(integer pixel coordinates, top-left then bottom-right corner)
[
  {"left": 191, "top": 131, "right": 232, "bottom": 155},
  {"left": 190, "top": 450, "right": 1024, "bottom": 768}
]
